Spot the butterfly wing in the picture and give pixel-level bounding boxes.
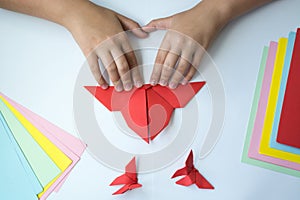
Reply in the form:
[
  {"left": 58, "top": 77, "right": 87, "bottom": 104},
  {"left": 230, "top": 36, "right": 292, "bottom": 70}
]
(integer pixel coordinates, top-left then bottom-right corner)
[
  {"left": 110, "top": 174, "right": 133, "bottom": 186},
  {"left": 128, "top": 183, "right": 142, "bottom": 190},
  {"left": 185, "top": 150, "right": 194, "bottom": 169},
  {"left": 195, "top": 170, "right": 214, "bottom": 189},
  {"left": 171, "top": 167, "right": 188, "bottom": 178},
  {"left": 112, "top": 184, "right": 130, "bottom": 195},
  {"left": 125, "top": 157, "right": 138, "bottom": 181},
  {"left": 175, "top": 175, "right": 194, "bottom": 186},
  {"left": 151, "top": 82, "right": 206, "bottom": 108}
]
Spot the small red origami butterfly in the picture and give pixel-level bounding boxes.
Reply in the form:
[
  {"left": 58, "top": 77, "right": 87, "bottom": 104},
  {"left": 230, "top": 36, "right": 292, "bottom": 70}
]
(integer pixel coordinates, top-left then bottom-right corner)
[
  {"left": 172, "top": 150, "right": 214, "bottom": 189},
  {"left": 85, "top": 82, "right": 205, "bottom": 143},
  {"left": 110, "top": 157, "right": 142, "bottom": 195}
]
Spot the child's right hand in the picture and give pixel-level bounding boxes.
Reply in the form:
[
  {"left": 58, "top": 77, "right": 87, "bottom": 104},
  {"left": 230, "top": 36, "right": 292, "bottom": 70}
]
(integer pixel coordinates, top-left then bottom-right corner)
[{"left": 63, "top": 1, "right": 148, "bottom": 91}]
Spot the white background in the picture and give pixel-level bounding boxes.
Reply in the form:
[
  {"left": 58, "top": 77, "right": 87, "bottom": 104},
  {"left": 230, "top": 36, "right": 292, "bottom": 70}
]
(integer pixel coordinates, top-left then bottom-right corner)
[{"left": 1, "top": 0, "right": 300, "bottom": 199}]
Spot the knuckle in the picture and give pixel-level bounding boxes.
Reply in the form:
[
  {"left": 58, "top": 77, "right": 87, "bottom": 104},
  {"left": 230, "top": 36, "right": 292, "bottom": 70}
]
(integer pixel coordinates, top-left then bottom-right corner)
[
  {"left": 106, "top": 38, "right": 117, "bottom": 47},
  {"left": 97, "top": 78, "right": 105, "bottom": 85},
  {"left": 152, "top": 65, "right": 162, "bottom": 76},
  {"left": 186, "top": 39, "right": 195, "bottom": 46},
  {"left": 126, "top": 55, "right": 137, "bottom": 67},
  {"left": 161, "top": 74, "right": 170, "bottom": 81},
  {"left": 176, "top": 65, "right": 187, "bottom": 74},
  {"left": 151, "top": 68, "right": 161, "bottom": 78},
  {"left": 107, "top": 65, "right": 117, "bottom": 74},
  {"left": 119, "top": 66, "right": 129, "bottom": 74},
  {"left": 156, "top": 54, "right": 165, "bottom": 63},
  {"left": 172, "top": 70, "right": 184, "bottom": 80},
  {"left": 117, "top": 58, "right": 128, "bottom": 66},
  {"left": 175, "top": 37, "right": 185, "bottom": 47},
  {"left": 164, "top": 61, "right": 174, "bottom": 70},
  {"left": 151, "top": 72, "right": 160, "bottom": 78},
  {"left": 117, "top": 33, "right": 127, "bottom": 42},
  {"left": 185, "top": 74, "right": 193, "bottom": 81},
  {"left": 117, "top": 63, "right": 129, "bottom": 74},
  {"left": 156, "top": 57, "right": 164, "bottom": 64},
  {"left": 185, "top": 71, "right": 195, "bottom": 80},
  {"left": 181, "top": 52, "right": 193, "bottom": 62},
  {"left": 162, "top": 68, "right": 173, "bottom": 76},
  {"left": 122, "top": 45, "right": 132, "bottom": 53}
]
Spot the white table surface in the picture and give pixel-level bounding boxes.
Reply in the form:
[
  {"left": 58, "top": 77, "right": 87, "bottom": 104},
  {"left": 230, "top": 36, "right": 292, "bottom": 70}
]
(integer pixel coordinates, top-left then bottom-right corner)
[{"left": 1, "top": 0, "right": 300, "bottom": 199}]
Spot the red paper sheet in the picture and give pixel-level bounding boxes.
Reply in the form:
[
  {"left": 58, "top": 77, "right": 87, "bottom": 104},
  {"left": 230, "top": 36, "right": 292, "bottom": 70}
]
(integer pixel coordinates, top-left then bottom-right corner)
[
  {"left": 109, "top": 157, "right": 142, "bottom": 195},
  {"left": 171, "top": 150, "right": 214, "bottom": 189},
  {"left": 277, "top": 28, "right": 300, "bottom": 148},
  {"left": 85, "top": 82, "right": 205, "bottom": 143}
]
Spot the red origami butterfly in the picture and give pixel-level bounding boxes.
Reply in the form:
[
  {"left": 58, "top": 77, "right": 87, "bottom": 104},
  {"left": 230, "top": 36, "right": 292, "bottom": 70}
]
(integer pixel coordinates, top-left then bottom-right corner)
[
  {"left": 85, "top": 82, "right": 205, "bottom": 143},
  {"left": 110, "top": 157, "right": 142, "bottom": 195},
  {"left": 172, "top": 150, "right": 214, "bottom": 189}
]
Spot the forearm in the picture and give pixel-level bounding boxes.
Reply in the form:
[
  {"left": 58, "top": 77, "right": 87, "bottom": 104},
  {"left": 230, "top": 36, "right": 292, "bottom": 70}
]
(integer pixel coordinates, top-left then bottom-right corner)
[
  {"left": 202, "top": 0, "right": 273, "bottom": 22},
  {"left": 0, "top": 0, "right": 89, "bottom": 27}
]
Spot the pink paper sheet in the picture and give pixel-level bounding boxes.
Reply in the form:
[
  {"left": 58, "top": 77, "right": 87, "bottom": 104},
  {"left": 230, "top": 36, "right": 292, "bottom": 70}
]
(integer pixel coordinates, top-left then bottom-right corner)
[
  {"left": 1, "top": 93, "right": 86, "bottom": 199},
  {"left": 248, "top": 42, "right": 300, "bottom": 170}
]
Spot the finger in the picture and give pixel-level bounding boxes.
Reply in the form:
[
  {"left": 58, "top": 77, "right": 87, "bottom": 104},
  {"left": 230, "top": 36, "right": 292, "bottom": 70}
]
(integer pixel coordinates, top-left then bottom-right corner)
[
  {"left": 87, "top": 53, "right": 108, "bottom": 89},
  {"left": 121, "top": 40, "right": 143, "bottom": 88},
  {"left": 142, "top": 17, "right": 171, "bottom": 33},
  {"left": 182, "top": 67, "right": 196, "bottom": 85},
  {"left": 169, "top": 48, "right": 194, "bottom": 88},
  {"left": 169, "top": 57, "right": 191, "bottom": 89},
  {"left": 150, "top": 49, "right": 168, "bottom": 86},
  {"left": 125, "top": 51, "right": 143, "bottom": 88},
  {"left": 111, "top": 48, "right": 133, "bottom": 91},
  {"left": 159, "top": 52, "right": 180, "bottom": 86},
  {"left": 192, "top": 48, "right": 205, "bottom": 69},
  {"left": 100, "top": 52, "right": 123, "bottom": 92},
  {"left": 181, "top": 49, "right": 205, "bottom": 85},
  {"left": 117, "top": 14, "right": 148, "bottom": 38}
]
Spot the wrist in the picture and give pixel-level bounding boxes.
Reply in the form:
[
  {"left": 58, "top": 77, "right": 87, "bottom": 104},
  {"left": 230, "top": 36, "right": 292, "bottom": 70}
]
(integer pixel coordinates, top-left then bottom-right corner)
[
  {"left": 57, "top": 0, "right": 94, "bottom": 29},
  {"left": 199, "top": 0, "right": 273, "bottom": 24},
  {"left": 194, "top": 0, "right": 234, "bottom": 27}
]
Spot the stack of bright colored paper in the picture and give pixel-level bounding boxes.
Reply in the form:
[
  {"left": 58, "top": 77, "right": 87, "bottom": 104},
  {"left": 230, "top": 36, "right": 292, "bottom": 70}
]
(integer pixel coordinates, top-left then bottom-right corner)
[
  {"left": 242, "top": 29, "right": 300, "bottom": 177},
  {"left": 0, "top": 93, "right": 86, "bottom": 200}
]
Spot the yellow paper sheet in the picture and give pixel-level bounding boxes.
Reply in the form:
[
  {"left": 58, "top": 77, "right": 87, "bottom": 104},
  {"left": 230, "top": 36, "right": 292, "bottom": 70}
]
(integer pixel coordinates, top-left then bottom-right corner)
[
  {"left": 259, "top": 38, "right": 300, "bottom": 163},
  {"left": 0, "top": 96, "right": 72, "bottom": 196}
]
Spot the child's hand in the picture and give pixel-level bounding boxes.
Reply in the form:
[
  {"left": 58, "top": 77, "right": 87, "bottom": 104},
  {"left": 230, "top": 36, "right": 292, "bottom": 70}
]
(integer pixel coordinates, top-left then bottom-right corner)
[
  {"left": 64, "top": 1, "right": 148, "bottom": 91},
  {"left": 0, "top": 0, "right": 271, "bottom": 90},
  {"left": 143, "top": 0, "right": 230, "bottom": 89}
]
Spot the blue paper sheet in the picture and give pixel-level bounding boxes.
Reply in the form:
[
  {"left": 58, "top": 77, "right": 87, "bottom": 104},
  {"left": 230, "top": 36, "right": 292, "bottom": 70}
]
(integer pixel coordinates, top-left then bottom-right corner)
[
  {"left": 269, "top": 32, "right": 300, "bottom": 154},
  {"left": 0, "top": 112, "right": 43, "bottom": 194},
  {"left": 0, "top": 98, "right": 61, "bottom": 186},
  {"left": 0, "top": 112, "right": 38, "bottom": 200}
]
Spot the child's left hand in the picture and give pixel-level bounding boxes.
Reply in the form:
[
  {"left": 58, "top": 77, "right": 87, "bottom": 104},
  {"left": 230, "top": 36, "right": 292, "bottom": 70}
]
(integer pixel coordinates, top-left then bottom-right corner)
[{"left": 143, "top": 0, "right": 230, "bottom": 89}]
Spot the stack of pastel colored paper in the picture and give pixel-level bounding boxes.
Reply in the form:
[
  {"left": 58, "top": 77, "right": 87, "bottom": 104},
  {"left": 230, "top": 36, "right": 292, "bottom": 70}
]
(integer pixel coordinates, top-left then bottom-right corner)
[
  {"left": 242, "top": 28, "right": 300, "bottom": 177},
  {"left": 0, "top": 93, "right": 86, "bottom": 200}
]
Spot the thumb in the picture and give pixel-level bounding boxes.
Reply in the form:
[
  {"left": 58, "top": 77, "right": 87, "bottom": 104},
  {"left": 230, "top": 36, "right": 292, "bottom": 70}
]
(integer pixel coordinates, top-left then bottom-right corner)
[
  {"left": 142, "top": 17, "right": 172, "bottom": 33},
  {"left": 117, "top": 14, "right": 148, "bottom": 38}
]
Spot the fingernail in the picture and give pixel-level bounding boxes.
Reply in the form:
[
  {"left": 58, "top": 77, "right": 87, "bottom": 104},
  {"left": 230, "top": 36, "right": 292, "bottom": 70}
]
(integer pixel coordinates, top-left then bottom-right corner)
[
  {"left": 181, "top": 79, "right": 188, "bottom": 85},
  {"left": 115, "top": 84, "right": 123, "bottom": 92},
  {"left": 135, "top": 81, "right": 143, "bottom": 88},
  {"left": 159, "top": 80, "right": 167, "bottom": 86},
  {"left": 124, "top": 83, "right": 133, "bottom": 91},
  {"left": 101, "top": 84, "right": 108, "bottom": 90},
  {"left": 169, "top": 82, "right": 178, "bottom": 89},
  {"left": 150, "top": 79, "right": 157, "bottom": 86}
]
